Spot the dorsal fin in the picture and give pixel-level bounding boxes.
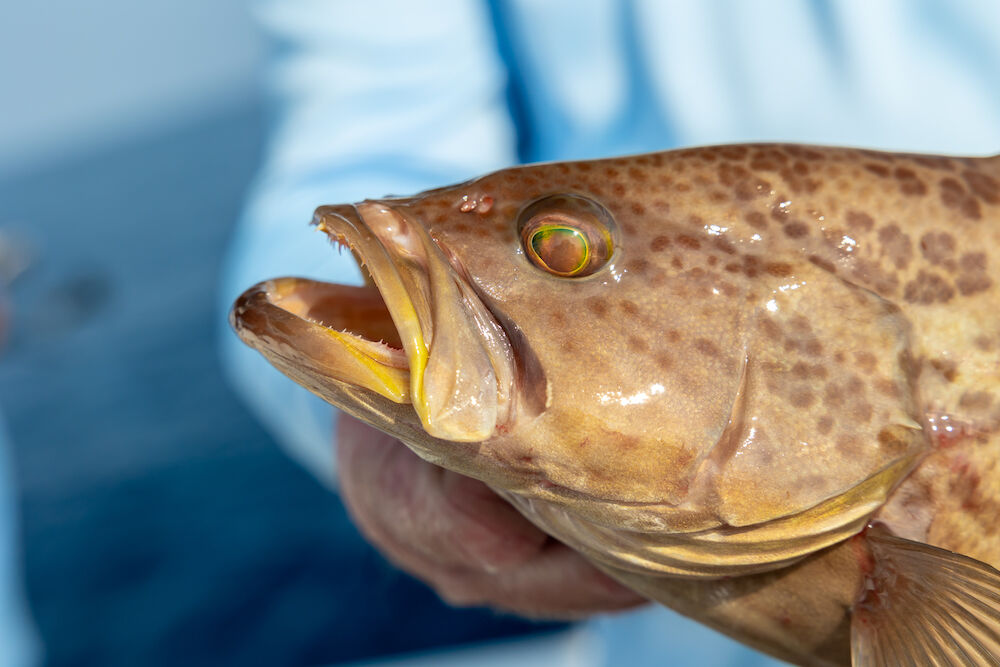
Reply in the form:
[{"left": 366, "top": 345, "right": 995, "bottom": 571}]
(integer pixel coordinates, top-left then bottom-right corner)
[{"left": 851, "top": 526, "right": 1000, "bottom": 666}]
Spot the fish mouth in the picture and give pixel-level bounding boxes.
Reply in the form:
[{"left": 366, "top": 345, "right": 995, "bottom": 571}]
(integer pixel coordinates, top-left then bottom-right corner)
[{"left": 230, "top": 202, "right": 516, "bottom": 442}]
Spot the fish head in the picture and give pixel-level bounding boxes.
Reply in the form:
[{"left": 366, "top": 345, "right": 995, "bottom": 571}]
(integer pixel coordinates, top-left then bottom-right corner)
[{"left": 231, "top": 148, "right": 927, "bottom": 576}]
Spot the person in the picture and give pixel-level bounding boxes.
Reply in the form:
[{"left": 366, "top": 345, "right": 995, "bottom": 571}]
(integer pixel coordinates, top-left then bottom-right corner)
[{"left": 221, "top": 1, "right": 1000, "bottom": 664}]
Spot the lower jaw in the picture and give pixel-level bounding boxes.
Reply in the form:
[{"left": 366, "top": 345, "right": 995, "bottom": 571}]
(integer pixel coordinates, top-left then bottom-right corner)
[{"left": 255, "top": 277, "right": 413, "bottom": 403}]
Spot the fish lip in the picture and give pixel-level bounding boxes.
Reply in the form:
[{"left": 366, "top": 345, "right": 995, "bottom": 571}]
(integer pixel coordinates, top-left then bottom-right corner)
[
  {"left": 307, "top": 201, "right": 514, "bottom": 441},
  {"left": 231, "top": 200, "right": 513, "bottom": 442}
]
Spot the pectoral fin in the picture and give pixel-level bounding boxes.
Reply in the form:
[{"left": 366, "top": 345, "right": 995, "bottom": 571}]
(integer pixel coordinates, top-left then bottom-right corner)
[{"left": 851, "top": 526, "right": 1000, "bottom": 666}]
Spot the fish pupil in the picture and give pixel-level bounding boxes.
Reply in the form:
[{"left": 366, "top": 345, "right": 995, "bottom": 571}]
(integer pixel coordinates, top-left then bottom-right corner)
[{"left": 530, "top": 226, "right": 589, "bottom": 275}]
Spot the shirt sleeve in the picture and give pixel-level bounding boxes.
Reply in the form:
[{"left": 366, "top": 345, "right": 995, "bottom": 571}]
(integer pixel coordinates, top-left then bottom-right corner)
[{"left": 219, "top": 0, "right": 518, "bottom": 486}]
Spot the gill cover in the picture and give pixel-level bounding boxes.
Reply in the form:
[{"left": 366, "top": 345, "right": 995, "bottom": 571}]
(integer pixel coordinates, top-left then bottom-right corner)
[{"left": 499, "top": 260, "right": 927, "bottom": 577}]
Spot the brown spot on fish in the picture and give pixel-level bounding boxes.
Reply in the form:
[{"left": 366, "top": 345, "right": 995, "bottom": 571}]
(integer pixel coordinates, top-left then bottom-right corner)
[
  {"left": 630, "top": 202, "right": 647, "bottom": 216},
  {"left": 817, "top": 415, "right": 834, "bottom": 435},
  {"left": 893, "top": 167, "right": 928, "bottom": 196},
  {"left": 585, "top": 297, "right": 608, "bottom": 318},
  {"left": 783, "top": 221, "right": 809, "bottom": 238},
  {"left": 713, "top": 238, "right": 738, "bottom": 256},
  {"left": 854, "top": 351, "right": 877, "bottom": 373},
  {"left": 962, "top": 197, "right": 982, "bottom": 219},
  {"left": 750, "top": 147, "right": 790, "bottom": 171},
  {"left": 963, "top": 169, "right": 1000, "bottom": 204},
  {"left": 903, "top": 270, "right": 955, "bottom": 304},
  {"left": 651, "top": 235, "right": 672, "bottom": 252},
  {"left": 718, "top": 163, "right": 749, "bottom": 187},
  {"left": 627, "top": 335, "right": 648, "bottom": 353},
  {"left": 940, "top": 177, "right": 982, "bottom": 220},
  {"left": 912, "top": 155, "right": 956, "bottom": 171},
  {"left": 877, "top": 225, "right": 912, "bottom": 269},
  {"left": 745, "top": 210, "right": 767, "bottom": 230},
  {"left": 930, "top": 358, "right": 958, "bottom": 382},
  {"left": 620, "top": 300, "right": 640, "bottom": 316},
  {"left": 655, "top": 353, "right": 673, "bottom": 371},
  {"left": 626, "top": 167, "right": 647, "bottom": 182},
  {"left": 865, "top": 163, "right": 890, "bottom": 178},
  {"left": 959, "top": 391, "right": 993, "bottom": 411},
  {"left": 667, "top": 329, "right": 682, "bottom": 343},
  {"left": 788, "top": 315, "right": 812, "bottom": 334},
  {"left": 875, "top": 378, "right": 900, "bottom": 398},
  {"left": 877, "top": 427, "right": 907, "bottom": 455},
  {"left": 824, "top": 383, "right": 845, "bottom": 407},
  {"left": 628, "top": 259, "right": 650, "bottom": 275},
  {"left": 850, "top": 401, "right": 873, "bottom": 424},
  {"left": 803, "top": 338, "right": 823, "bottom": 356},
  {"left": 719, "top": 145, "right": 749, "bottom": 160},
  {"left": 846, "top": 210, "right": 875, "bottom": 232},
  {"left": 757, "top": 317, "right": 781, "bottom": 340},
  {"left": 790, "top": 390, "right": 816, "bottom": 408},
  {"left": 919, "top": 231, "right": 956, "bottom": 265},
  {"left": 956, "top": 273, "right": 992, "bottom": 296},
  {"left": 955, "top": 252, "right": 992, "bottom": 295},
  {"left": 851, "top": 259, "right": 900, "bottom": 295},
  {"left": 790, "top": 361, "right": 811, "bottom": 379},
  {"left": 765, "top": 262, "right": 794, "bottom": 277},
  {"left": 677, "top": 234, "right": 702, "bottom": 250},
  {"left": 694, "top": 338, "right": 721, "bottom": 357}
]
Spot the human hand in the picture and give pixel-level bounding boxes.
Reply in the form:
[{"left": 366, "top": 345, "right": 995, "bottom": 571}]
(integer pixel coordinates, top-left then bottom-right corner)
[{"left": 336, "top": 414, "right": 648, "bottom": 619}]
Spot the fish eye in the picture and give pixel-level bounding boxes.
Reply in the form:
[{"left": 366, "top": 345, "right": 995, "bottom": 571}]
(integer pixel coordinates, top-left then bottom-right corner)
[{"left": 517, "top": 194, "right": 616, "bottom": 278}]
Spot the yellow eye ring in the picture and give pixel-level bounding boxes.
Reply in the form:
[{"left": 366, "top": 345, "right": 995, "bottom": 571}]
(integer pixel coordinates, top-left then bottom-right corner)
[{"left": 517, "top": 195, "right": 616, "bottom": 278}]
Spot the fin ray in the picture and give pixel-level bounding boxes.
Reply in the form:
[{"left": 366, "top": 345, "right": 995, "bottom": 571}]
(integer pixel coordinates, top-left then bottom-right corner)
[
  {"left": 851, "top": 528, "right": 1000, "bottom": 666},
  {"left": 928, "top": 597, "right": 991, "bottom": 662}
]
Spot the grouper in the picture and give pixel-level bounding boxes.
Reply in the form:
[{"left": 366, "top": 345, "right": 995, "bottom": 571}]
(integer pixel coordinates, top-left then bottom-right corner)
[{"left": 230, "top": 144, "right": 1000, "bottom": 666}]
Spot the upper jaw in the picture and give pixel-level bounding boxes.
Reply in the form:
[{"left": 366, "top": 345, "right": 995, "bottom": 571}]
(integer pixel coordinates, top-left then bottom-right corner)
[{"left": 231, "top": 200, "right": 516, "bottom": 442}]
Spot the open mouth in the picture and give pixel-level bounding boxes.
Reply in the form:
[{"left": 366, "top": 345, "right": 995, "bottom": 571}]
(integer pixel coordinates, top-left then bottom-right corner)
[{"left": 230, "top": 202, "right": 516, "bottom": 442}]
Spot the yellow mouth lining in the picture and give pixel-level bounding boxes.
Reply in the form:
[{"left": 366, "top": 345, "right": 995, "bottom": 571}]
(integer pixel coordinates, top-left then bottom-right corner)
[{"left": 264, "top": 277, "right": 413, "bottom": 404}]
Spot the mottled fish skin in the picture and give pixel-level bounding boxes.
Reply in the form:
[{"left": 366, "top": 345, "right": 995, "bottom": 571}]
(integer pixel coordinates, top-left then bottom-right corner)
[{"left": 233, "top": 145, "right": 1000, "bottom": 666}]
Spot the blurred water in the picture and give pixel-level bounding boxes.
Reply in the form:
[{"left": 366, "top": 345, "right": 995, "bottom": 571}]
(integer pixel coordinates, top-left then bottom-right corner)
[{"left": 0, "top": 102, "right": 560, "bottom": 666}]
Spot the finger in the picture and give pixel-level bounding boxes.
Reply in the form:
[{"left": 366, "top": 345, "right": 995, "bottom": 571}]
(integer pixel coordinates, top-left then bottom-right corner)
[
  {"left": 336, "top": 416, "right": 647, "bottom": 619},
  {"left": 336, "top": 415, "right": 547, "bottom": 572},
  {"left": 433, "top": 540, "right": 649, "bottom": 618}
]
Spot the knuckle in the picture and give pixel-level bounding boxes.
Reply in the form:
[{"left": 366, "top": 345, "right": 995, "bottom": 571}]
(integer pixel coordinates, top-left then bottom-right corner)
[{"left": 435, "top": 581, "right": 487, "bottom": 608}]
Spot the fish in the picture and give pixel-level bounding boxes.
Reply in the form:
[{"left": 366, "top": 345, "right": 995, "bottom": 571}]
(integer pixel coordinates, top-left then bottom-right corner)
[{"left": 230, "top": 144, "right": 1000, "bottom": 666}]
